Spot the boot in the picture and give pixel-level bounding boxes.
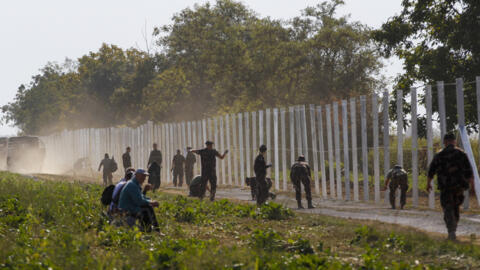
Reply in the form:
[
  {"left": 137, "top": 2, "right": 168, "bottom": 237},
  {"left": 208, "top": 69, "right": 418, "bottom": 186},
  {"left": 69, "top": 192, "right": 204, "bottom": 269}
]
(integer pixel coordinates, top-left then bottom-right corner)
[
  {"left": 297, "top": 201, "right": 304, "bottom": 209},
  {"left": 307, "top": 200, "right": 315, "bottom": 209},
  {"left": 448, "top": 231, "right": 456, "bottom": 241}
]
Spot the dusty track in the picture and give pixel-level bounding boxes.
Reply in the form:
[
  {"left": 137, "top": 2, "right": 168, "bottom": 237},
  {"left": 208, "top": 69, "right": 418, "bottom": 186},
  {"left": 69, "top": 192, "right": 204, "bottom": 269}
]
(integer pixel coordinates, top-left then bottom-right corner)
[
  {"left": 32, "top": 173, "right": 480, "bottom": 238},
  {"left": 161, "top": 185, "right": 480, "bottom": 239}
]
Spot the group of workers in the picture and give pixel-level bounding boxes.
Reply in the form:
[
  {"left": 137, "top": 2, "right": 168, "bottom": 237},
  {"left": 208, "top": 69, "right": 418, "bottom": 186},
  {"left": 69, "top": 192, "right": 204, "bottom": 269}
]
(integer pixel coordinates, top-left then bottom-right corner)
[{"left": 101, "top": 132, "right": 473, "bottom": 241}]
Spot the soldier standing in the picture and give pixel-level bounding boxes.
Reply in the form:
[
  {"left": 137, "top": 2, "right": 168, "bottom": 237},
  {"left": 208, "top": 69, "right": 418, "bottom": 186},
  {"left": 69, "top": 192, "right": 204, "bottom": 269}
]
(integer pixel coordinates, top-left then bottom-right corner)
[
  {"left": 290, "top": 155, "right": 314, "bottom": 209},
  {"left": 427, "top": 133, "right": 473, "bottom": 241},
  {"left": 185, "top": 147, "right": 196, "bottom": 186},
  {"left": 384, "top": 165, "right": 408, "bottom": 209},
  {"left": 147, "top": 143, "right": 162, "bottom": 192},
  {"left": 190, "top": 141, "right": 228, "bottom": 201},
  {"left": 172, "top": 149, "right": 186, "bottom": 187},
  {"left": 122, "top": 147, "right": 132, "bottom": 171},
  {"left": 254, "top": 145, "right": 271, "bottom": 206},
  {"left": 98, "top": 153, "right": 113, "bottom": 186}
]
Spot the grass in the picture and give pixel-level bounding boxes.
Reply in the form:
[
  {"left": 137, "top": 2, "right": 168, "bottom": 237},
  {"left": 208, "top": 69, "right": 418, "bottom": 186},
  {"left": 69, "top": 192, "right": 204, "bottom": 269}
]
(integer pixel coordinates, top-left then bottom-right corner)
[{"left": 1, "top": 172, "right": 480, "bottom": 269}]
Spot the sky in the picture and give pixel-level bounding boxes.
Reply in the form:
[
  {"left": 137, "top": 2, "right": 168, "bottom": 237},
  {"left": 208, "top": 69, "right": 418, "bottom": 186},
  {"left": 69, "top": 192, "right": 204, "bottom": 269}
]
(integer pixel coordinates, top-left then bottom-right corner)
[{"left": 0, "top": 0, "right": 403, "bottom": 136}]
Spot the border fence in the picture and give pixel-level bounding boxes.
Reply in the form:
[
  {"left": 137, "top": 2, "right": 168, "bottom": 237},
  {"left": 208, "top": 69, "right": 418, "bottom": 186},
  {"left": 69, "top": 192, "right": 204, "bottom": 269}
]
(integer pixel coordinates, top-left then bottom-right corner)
[{"left": 42, "top": 77, "right": 480, "bottom": 209}]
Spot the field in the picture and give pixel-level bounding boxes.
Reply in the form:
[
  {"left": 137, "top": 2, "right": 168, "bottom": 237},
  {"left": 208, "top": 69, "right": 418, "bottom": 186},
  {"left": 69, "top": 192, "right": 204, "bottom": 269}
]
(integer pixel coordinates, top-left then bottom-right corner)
[{"left": 1, "top": 172, "right": 480, "bottom": 269}]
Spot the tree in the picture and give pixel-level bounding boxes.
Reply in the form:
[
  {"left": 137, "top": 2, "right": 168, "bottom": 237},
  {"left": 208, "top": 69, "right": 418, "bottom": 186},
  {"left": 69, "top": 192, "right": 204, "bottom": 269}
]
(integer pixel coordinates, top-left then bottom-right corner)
[
  {"left": 3, "top": 0, "right": 384, "bottom": 135},
  {"left": 373, "top": 0, "right": 480, "bottom": 132}
]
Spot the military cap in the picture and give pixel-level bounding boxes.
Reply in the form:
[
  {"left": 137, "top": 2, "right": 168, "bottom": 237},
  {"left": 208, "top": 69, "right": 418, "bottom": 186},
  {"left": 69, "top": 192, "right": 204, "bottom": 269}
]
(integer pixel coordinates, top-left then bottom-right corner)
[
  {"left": 443, "top": 132, "right": 456, "bottom": 141},
  {"left": 297, "top": 155, "right": 306, "bottom": 162}
]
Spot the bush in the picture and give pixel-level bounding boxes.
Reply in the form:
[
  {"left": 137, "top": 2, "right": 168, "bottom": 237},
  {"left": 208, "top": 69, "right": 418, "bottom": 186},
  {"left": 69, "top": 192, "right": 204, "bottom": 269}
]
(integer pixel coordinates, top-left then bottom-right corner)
[
  {"left": 249, "top": 228, "right": 283, "bottom": 251},
  {"left": 257, "top": 202, "right": 294, "bottom": 221},
  {"left": 285, "top": 237, "right": 314, "bottom": 254}
]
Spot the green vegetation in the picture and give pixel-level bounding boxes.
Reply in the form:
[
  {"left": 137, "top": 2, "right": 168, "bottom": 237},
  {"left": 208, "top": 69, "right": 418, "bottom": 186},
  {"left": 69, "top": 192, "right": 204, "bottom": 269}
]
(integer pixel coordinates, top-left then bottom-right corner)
[
  {"left": 1, "top": 0, "right": 383, "bottom": 135},
  {"left": 1, "top": 172, "right": 480, "bottom": 269}
]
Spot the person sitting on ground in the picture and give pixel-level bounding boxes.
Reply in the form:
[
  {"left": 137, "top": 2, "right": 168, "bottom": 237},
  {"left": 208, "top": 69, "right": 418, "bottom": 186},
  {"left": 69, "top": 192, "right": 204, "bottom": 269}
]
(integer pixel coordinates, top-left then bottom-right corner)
[
  {"left": 118, "top": 169, "right": 160, "bottom": 232},
  {"left": 109, "top": 167, "right": 135, "bottom": 214}
]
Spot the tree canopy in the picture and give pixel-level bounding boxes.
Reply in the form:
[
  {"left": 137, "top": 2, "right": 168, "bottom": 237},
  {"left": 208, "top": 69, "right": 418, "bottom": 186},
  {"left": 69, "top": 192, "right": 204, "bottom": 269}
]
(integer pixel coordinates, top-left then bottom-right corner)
[
  {"left": 373, "top": 0, "right": 480, "bottom": 132},
  {"left": 2, "top": 0, "right": 383, "bottom": 135}
]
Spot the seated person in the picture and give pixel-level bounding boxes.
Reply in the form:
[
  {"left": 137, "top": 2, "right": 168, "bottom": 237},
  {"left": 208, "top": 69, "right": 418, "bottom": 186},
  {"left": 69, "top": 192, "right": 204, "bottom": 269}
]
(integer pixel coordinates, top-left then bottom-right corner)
[
  {"left": 118, "top": 169, "right": 160, "bottom": 232},
  {"left": 109, "top": 167, "right": 135, "bottom": 214}
]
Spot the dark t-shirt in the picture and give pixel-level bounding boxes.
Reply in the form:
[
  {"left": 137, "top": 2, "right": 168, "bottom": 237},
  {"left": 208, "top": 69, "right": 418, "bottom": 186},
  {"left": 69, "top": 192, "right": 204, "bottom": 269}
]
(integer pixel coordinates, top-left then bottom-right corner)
[
  {"left": 254, "top": 154, "right": 267, "bottom": 178},
  {"left": 148, "top": 150, "right": 162, "bottom": 166},
  {"left": 197, "top": 148, "right": 219, "bottom": 171}
]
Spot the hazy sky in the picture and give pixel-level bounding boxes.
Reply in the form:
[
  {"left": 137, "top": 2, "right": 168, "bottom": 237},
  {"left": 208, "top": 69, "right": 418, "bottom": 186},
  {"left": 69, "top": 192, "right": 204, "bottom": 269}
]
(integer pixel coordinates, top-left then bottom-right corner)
[{"left": 0, "top": 0, "right": 403, "bottom": 136}]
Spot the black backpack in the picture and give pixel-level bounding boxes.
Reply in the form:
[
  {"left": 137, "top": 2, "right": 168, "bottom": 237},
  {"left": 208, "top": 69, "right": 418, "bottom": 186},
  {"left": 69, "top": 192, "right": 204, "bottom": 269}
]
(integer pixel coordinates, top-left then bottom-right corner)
[
  {"left": 110, "top": 157, "right": 118, "bottom": 173},
  {"left": 101, "top": 185, "right": 115, "bottom": 205}
]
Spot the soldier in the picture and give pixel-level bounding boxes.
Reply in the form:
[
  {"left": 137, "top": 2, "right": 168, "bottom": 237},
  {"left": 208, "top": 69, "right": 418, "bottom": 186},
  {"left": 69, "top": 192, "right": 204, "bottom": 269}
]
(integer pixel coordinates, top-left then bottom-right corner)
[
  {"left": 384, "top": 165, "right": 408, "bottom": 209},
  {"left": 290, "top": 155, "right": 314, "bottom": 209},
  {"left": 122, "top": 147, "right": 132, "bottom": 171},
  {"left": 185, "top": 146, "right": 196, "bottom": 186},
  {"left": 427, "top": 133, "right": 473, "bottom": 241},
  {"left": 254, "top": 145, "right": 272, "bottom": 205},
  {"left": 147, "top": 143, "right": 162, "bottom": 192},
  {"left": 98, "top": 153, "right": 113, "bottom": 186},
  {"left": 172, "top": 149, "right": 186, "bottom": 187},
  {"left": 190, "top": 141, "right": 228, "bottom": 201}
]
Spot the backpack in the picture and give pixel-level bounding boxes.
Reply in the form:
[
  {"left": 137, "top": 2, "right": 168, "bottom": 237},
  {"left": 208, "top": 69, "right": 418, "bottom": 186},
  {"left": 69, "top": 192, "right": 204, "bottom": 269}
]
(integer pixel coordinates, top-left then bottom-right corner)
[
  {"left": 110, "top": 157, "right": 118, "bottom": 173},
  {"left": 112, "top": 181, "right": 127, "bottom": 205},
  {"left": 101, "top": 185, "right": 115, "bottom": 205}
]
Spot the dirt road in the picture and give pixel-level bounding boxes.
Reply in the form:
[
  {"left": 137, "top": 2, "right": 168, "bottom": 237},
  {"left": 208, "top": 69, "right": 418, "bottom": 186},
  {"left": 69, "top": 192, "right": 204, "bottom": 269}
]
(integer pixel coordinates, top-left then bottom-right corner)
[{"left": 163, "top": 186, "right": 480, "bottom": 238}]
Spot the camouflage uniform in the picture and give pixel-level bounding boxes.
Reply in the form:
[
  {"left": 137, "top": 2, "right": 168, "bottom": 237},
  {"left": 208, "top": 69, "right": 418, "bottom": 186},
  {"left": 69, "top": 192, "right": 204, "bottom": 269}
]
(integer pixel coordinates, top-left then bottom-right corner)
[
  {"left": 254, "top": 154, "right": 271, "bottom": 205},
  {"left": 290, "top": 160, "right": 313, "bottom": 208},
  {"left": 98, "top": 157, "right": 113, "bottom": 186},
  {"left": 148, "top": 150, "right": 162, "bottom": 191},
  {"left": 122, "top": 152, "right": 131, "bottom": 171},
  {"left": 185, "top": 151, "right": 196, "bottom": 186},
  {"left": 172, "top": 153, "right": 186, "bottom": 187},
  {"left": 386, "top": 165, "right": 408, "bottom": 209},
  {"left": 195, "top": 148, "right": 220, "bottom": 200},
  {"left": 428, "top": 144, "right": 473, "bottom": 236}
]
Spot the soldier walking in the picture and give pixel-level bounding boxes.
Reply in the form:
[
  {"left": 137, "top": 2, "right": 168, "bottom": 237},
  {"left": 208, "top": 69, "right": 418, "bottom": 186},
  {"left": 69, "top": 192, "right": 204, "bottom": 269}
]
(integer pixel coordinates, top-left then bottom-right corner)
[
  {"left": 290, "top": 155, "right": 314, "bottom": 209},
  {"left": 147, "top": 143, "right": 162, "bottom": 192},
  {"left": 190, "top": 141, "right": 228, "bottom": 201},
  {"left": 98, "top": 153, "right": 114, "bottom": 186},
  {"left": 254, "top": 145, "right": 271, "bottom": 206},
  {"left": 384, "top": 165, "right": 408, "bottom": 209},
  {"left": 185, "top": 147, "right": 196, "bottom": 186},
  {"left": 122, "top": 147, "right": 132, "bottom": 171},
  {"left": 427, "top": 133, "right": 473, "bottom": 241},
  {"left": 172, "top": 149, "right": 186, "bottom": 187}
]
